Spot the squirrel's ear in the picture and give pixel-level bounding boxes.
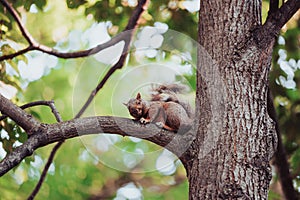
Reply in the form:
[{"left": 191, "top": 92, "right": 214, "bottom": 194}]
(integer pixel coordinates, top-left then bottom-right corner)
[
  {"left": 123, "top": 102, "right": 128, "bottom": 107},
  {"left": 136, "top": 93, "right": 141, "bottom": 99}
]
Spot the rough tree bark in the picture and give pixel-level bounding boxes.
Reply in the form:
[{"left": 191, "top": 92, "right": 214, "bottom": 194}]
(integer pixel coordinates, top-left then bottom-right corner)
[{"left": 186, "top": 0, "right": 289, "bottom": 199}]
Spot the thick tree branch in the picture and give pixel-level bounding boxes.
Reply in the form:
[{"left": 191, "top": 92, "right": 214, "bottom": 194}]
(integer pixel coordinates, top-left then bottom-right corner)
[
  {"left": 253, "top": 0, "right": 300, "bottom": 49},
  {"left": 0, "top": 94, "right": 40, "bottom": 133},
  {"left": 0, "top": 116, "right": 195, "bottom": 176}
]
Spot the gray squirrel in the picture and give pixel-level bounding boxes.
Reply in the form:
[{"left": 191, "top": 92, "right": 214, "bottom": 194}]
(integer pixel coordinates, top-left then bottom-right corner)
[{"left": 124, "top": 84, "right": 193, "bottom": 132}]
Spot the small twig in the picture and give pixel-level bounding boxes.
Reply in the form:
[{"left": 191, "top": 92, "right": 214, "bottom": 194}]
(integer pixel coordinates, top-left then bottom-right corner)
[
  {"left": 27, "top": 141, "right": 63, "bottom": 200},
  {"left": 48, "top": 101, "right": 63, "bottom": 122},
  {"left": 75, "top": 36, "right": 131, "bottom": 118},
  {"left": 0, "top": 100, "right": 53, "bottom": 121}
]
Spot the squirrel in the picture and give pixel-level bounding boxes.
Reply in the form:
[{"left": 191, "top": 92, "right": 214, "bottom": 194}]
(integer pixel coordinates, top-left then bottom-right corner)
[{"left": 124, "top": 84, "right": 193, "bottom": 132}]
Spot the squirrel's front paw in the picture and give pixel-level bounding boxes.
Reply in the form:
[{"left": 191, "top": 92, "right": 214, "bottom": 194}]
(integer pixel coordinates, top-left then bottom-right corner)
[
  {"left": 140, "top": 118, "right": 149, "bottom": 124},
  {"left": 155, "top": 122, "right": 164, "bottom": 128}
]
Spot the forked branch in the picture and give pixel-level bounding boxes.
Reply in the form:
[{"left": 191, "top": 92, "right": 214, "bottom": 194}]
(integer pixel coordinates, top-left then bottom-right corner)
[
  {"left": 254, "top": 0, "right": 300, "bottom": 48},
  {"left": 266, "top": 0, "right": 300, "bottom": 31}
]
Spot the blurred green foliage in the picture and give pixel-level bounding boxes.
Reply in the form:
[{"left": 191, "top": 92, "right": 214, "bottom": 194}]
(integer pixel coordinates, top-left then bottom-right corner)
[{"left": 269, "top": 19, "right": 300, "bottom": 195}]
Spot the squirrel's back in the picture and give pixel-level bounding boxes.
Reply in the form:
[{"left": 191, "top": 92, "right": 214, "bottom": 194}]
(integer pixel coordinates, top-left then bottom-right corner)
[{"left": 150, "top": 83, "right": 194, "bottom": 118}]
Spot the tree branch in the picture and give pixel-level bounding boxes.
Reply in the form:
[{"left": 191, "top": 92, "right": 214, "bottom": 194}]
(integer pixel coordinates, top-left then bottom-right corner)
[
  {"left": 75, "top": 33, "right": 131, "bottom": 118},
  {"left": 0, "top": 0, "right": 147, "bottom": 61},
  {"left": 0, "top": 116, "right": 195, "bottom": 176},
  {"left": 253, "top": 0, "right": 300, "bottom": 49},
  {"left": 0, "top": 100, "right": 55, "bottom": 121},
  {"left": 27, "top": 141, "right": 64, "bottom": 200},
  {"left": 0, "top": 94, "right": 40, "bottom": 133},
  {"left": 266, "top": 0, "right": 300, "bottom": 32},
  {"left": 269, "top": 0, "right": 279, "bottom": 15},
  {"left": 0, "top": 46, "right": 34, "bottom": 61},
  {"left": 0, "top": 0, "right": 36, "bottom": 45},
  {"left": 0, "top": 34, "right": 126, "bottom": 61}
]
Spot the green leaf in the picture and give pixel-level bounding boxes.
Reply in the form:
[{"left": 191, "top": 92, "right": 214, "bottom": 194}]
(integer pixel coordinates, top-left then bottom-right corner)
[
  {"left": 15, "top": 126, "right": 27, "bottom": 143},
  {"left": 24, "top": 154, "right": 35, "bottom": 164},
  {"left": 0, "top": 62, "right": 6, "bottom": 75},
  {"left": 34, "top": 0, "right": 47, "bottom": 10},
  {"left": 1, "top": 44, "right": 16, "bottom": 55},
  {"left": 1, "top": 76, "right": 22, "bottom": 92},
  {"left": 29, "top": 110, "right": 41, "bottom": 120}
]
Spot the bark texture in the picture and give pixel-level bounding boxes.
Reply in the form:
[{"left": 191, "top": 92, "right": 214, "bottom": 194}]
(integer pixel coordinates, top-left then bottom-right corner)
[{"left": 187, "top": 0, "right": 278, "bottom": 199}]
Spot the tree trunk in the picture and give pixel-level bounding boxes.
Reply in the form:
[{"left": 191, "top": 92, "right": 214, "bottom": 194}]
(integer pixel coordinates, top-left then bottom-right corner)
[{"left": 187, "top": 0, "right": 278, "bottom": 199}]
